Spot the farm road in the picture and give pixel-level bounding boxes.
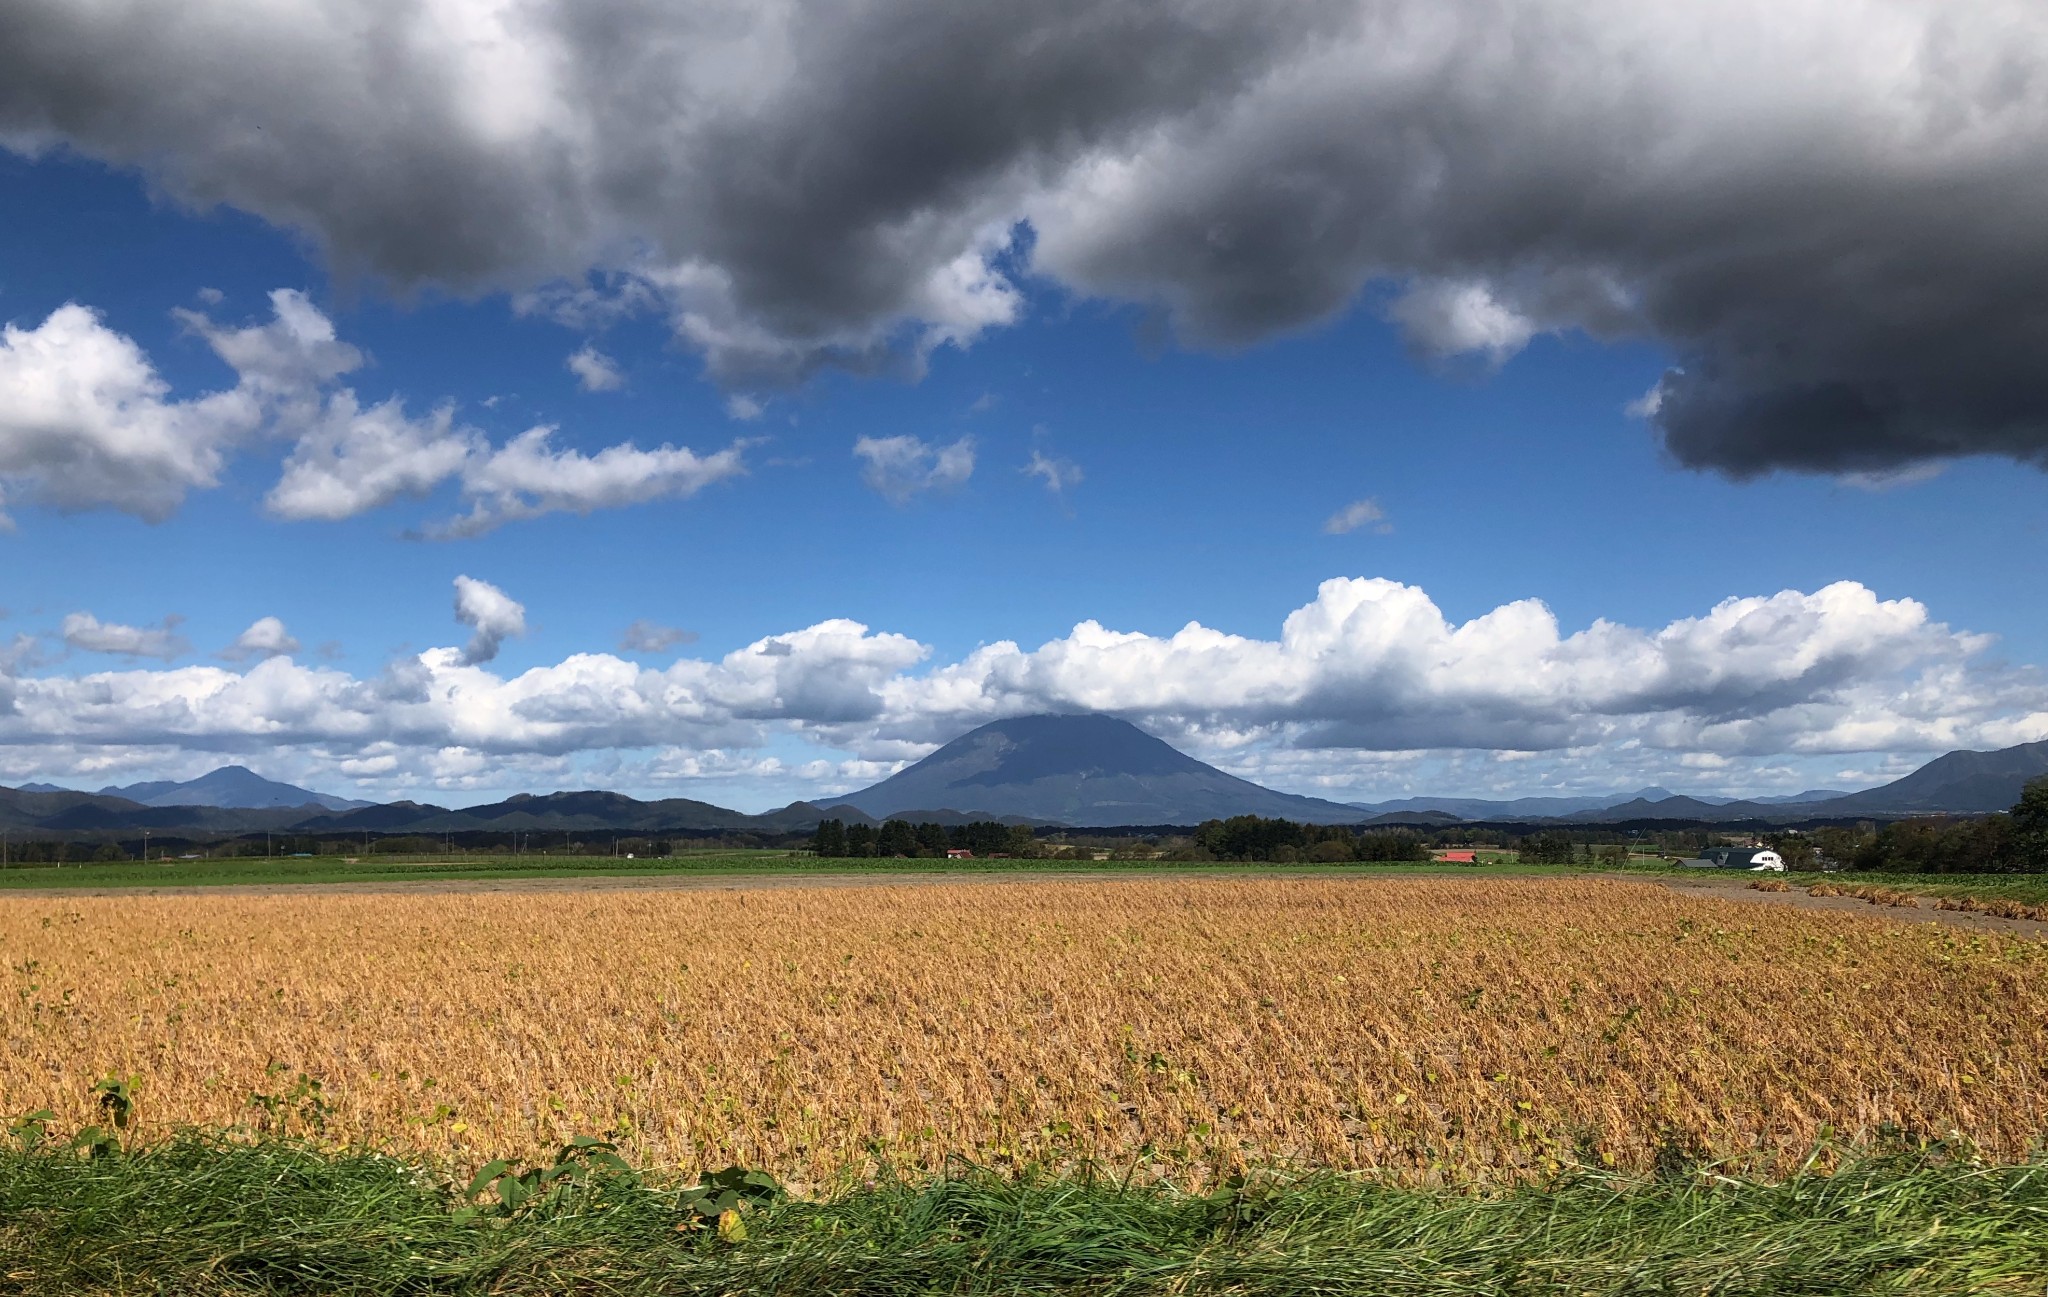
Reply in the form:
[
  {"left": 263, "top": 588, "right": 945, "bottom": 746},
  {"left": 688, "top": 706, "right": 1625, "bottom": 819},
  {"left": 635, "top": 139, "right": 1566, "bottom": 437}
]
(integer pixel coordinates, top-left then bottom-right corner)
[
  {"left": 8, "top": 866, "right": 2044, "bottom": 939},
  {"left": 1641, "top": 873, "right": 2048, "bottom": 940}
]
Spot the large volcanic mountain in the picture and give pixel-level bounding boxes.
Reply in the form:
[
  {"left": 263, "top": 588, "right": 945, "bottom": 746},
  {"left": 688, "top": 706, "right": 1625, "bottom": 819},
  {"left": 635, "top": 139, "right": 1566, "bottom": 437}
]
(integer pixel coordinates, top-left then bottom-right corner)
[{"left": 825, "top": 713, "right": 1367, "bottom": 825}]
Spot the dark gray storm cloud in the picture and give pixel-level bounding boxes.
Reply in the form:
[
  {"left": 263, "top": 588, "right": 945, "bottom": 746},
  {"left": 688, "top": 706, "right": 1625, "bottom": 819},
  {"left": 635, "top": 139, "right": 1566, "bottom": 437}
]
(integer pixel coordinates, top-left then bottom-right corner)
[{"left": 4, "top": 0, "right": 2047, "bottom": 473}]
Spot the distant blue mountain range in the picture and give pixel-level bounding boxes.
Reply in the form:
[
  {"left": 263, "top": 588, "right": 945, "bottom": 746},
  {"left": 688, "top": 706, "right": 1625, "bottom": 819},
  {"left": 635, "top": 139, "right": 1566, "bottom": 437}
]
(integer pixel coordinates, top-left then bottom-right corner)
[
  {"left": 93, "top": 765, "right": 374, "bottom": 812},
  {"left": 1344, "top": 786, "right": 1855, "bottom": 820},
  {"left": 4, "top": 721, "right": 2046, "bottom": 835}
]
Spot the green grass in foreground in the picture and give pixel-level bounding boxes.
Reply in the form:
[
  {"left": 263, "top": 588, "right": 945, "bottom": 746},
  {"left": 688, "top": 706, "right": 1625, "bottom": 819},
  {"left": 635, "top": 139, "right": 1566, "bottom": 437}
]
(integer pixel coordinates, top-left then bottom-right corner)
[{"left": 2, "top": 1138, "right": 2044, "bottom": 1295}]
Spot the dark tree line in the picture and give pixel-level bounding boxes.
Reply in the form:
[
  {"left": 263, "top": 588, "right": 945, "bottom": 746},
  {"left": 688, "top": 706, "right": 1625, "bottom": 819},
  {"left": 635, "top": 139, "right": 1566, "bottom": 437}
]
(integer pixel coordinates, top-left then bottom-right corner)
[
  {"left": 1783, "top": 778, "right": 2048, "bottom": 873},
  {"left": 810, "top": 819, "right": 1036, "bottom": 859},
  {"left": 1188, "top": 816, "right": 1430, "bottom": 863},
  {"left": 0, "top": 840, "right": 128, "bottom": 864},
  {"left": 1514, "top": 832, "right": 1630, "bottom": 866}
]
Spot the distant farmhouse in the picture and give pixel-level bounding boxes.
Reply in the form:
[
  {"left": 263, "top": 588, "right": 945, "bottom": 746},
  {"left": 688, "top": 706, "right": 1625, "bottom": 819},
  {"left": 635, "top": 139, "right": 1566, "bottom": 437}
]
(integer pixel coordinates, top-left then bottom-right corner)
[{"left": 1682, "top": 846, "right": 1785, "bottom": 871}]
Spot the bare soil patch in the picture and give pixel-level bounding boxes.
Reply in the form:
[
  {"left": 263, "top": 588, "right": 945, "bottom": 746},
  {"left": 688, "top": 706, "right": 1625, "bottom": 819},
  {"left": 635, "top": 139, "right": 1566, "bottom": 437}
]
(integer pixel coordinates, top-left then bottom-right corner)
[{"left": 1636, "top": 872, "right": 2048, "bottom": 939}]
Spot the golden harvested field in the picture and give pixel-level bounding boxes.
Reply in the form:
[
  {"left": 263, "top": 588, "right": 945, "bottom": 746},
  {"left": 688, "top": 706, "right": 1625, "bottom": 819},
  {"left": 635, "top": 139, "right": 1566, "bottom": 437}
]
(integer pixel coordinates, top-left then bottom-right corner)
[{"left": 2, "top": 877, "right": 2044, "bottom": 1185}]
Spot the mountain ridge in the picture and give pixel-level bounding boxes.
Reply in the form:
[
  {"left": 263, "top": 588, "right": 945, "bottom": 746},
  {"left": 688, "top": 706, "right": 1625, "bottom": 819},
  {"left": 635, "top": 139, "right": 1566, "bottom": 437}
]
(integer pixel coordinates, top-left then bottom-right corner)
[
  {"left": 3, "top": 730, "right": 2045, "bottom": 838},
  {"left": 96, "top": 765, "right": 373, "bottom": 812}
]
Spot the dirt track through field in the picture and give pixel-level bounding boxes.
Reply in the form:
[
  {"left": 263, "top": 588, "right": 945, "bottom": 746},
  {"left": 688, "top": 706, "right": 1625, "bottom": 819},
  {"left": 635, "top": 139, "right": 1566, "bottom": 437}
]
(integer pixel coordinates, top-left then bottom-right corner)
[
  {"left": 1642, "top": 873, "right": 2048, "bottom": 939},
  {"left": 9, "top": 866, "right": 2045, "bottom": 938}
]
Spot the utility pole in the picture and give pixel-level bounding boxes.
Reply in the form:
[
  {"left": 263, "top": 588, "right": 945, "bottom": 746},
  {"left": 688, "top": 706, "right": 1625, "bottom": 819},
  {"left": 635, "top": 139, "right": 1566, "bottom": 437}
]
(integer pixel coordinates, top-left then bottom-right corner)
[{"left": 143, "top": 829, "right": 150, "bottom": 863}]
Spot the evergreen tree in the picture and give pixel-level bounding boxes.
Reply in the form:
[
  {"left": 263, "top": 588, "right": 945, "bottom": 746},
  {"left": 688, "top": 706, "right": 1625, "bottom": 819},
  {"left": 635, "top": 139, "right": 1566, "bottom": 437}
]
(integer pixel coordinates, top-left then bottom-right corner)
[
  {"left": 845, "top": 823, "right": 877, "bottom": 857},
  {"left": 2011, "top": 776, "right": 2048, "bottom": 871},
  {"left": 812, "top": 819, "right": 848, "bottom": 858},
  {"left": 1193, "top": 815, "right": 1308, "bottom": 861},
  {"left": 877, "top": 819, "right": 919, "bottom": 857},
  {"left": 1516, "top": 832, "right": 1577, "bottom": 865}
]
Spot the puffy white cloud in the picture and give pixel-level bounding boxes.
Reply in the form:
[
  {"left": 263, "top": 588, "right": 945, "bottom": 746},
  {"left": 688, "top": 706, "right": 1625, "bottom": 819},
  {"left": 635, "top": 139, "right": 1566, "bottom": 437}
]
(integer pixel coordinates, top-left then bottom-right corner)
[
  {"left": 268, "top": 402, "right": 745, "bottom": 535},
  {"left": 0, "top": 304, "right": 258, "bottom": 524},
  {"left": 452, "top": 576, "right": 525, "bottom": 666},
  {"left": 1023, "top": 449, "right": 1083, "bottom": 496},
  {"left": 220, "top": 616, "right": 300, "bottom": 661},
  {"left": 1322, "top": 497, "right": 1391, "bottom": 535},
  {"left": 0, "top": 287, "right": 748, "bottom": 532},
  {"left": 176, "top": 288, "right": 362, "bottom": 398},
  {"left": 265, "top": 394, "right": 478, "bottom": 521},
  {"left": 932, "top": 579, "right": 2038, "bottom": 764},
  {"left": 855, "top": 435, "right": 975, "bottom": 503},
  {"left": 434, "top": 427, "right": 748, "bottom": 536},
  {"left": 1386, "top": 280, "right": 1540, "bottom": 365},
  {"left": 60, "top": 612, "right": 189, "bottom": 661},
  {"left": 565, "top": 344, "right": 623, "bottom": 392},
  {"left": 0, "top": 286, "right": 365, "bottom": 528},
  {"left": 0, "top": 287, "right": 401, "bottom": 526},
  {"left": 0, "top": 577, "right": 2041, "bottom": 807}
]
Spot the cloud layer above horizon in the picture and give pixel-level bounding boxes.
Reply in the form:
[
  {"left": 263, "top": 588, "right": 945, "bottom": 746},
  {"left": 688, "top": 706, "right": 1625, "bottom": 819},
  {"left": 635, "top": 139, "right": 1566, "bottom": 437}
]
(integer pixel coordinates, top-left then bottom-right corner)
[
  {"left": 7, "top": 0, "right": 2048, "bottom": 477},
  {"left": 2, "top": 575, "right": 2042, "bottom": 805}
]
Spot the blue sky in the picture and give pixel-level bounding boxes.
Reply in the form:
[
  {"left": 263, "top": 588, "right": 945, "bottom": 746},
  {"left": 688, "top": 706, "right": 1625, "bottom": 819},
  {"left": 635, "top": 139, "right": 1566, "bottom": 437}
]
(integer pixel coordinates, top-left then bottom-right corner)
[{"left": 3, "top": 2, "right": 2046, "bottom": 810}]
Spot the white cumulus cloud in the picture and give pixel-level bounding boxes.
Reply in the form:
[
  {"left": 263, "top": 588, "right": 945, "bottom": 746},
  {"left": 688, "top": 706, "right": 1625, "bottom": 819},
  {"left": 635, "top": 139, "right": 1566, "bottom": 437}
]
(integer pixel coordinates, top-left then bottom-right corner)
[
  {"left": 0, "top": 304, "right": 259, "bottom": 525},
  {"left": 220, "top": 616, "right": 301, "bottom": 661},
  {"left": 265, "top": 395, "right": 479, "bottom": 521},
  {"left": 61, "top": 612, "right": 190, "bottom": 661},
  {"left": 0, "top": 288, "right": 749, "bottom": 534},
  {"left": 0, "top": 577, "right": 2039, "bottom": 806},
  {"left": 452, "top": 576, "right": 526, "bottom": 666},
  {"left": 176, "top": 288, "right": 363, "bottom": 398},
  {"left": 1386, "top": 280, "right": 1541, "bottom": 365},
  {"left": 566, "top": 344, "right": 624, "bottom": 392},
  {"left": 0, "top": 286, "right": 371, "bottom": 527},
  {"left": 435, "top": 427, "right": 748, "bottom": 537},
  {"left": 854, "top": 435, "right": 975, "bottom": 504},
  {"left": 1023, "top": 449, "right": 1083, "bottom": 496}
]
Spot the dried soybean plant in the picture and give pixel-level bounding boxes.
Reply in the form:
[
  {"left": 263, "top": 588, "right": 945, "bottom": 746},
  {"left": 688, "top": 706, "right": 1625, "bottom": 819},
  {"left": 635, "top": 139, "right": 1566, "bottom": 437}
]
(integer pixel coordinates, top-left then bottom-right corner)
[{"left": 2, "top": 878, "right": 2043, "bottom": 1186}]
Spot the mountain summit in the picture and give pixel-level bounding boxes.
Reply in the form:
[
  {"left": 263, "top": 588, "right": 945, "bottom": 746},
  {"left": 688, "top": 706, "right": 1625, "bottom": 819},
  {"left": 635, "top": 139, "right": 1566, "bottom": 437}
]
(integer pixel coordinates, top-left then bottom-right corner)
[
  {"left": 828, "top": 714, "right": 1367, "bottom": 825},
  {"left": 97, "top": 766, "right": 372, "bottom": 812}
]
